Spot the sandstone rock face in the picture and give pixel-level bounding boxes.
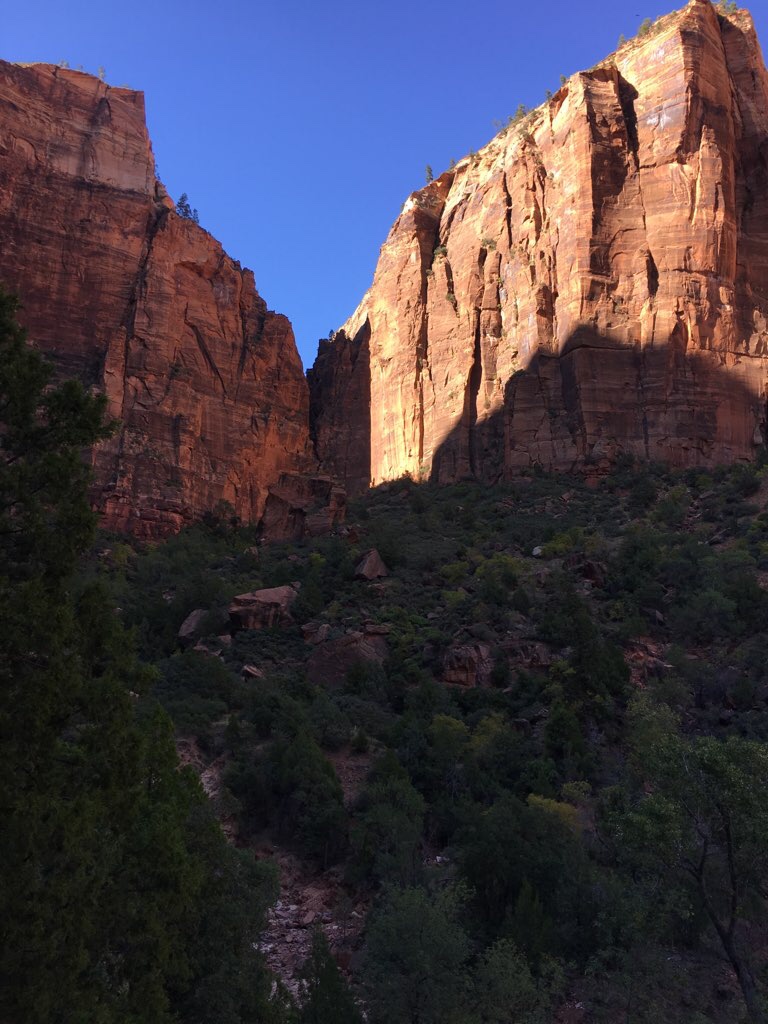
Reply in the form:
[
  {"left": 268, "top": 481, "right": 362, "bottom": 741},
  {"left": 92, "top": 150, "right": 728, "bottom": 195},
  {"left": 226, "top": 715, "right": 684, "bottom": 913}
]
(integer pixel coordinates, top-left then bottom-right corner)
[
  {"left": 0, "top": 61, "right": 317, "bottom": 536},
  {"left": 310, "top": 1, "right": 768, "bottom": 487}
]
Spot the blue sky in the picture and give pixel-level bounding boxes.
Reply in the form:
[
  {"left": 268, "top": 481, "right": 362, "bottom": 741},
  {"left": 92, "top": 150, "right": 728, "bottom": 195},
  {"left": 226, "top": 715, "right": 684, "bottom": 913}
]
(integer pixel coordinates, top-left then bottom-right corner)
[{"left": 5, "top": 1, "right": 768, "bottom": 368}]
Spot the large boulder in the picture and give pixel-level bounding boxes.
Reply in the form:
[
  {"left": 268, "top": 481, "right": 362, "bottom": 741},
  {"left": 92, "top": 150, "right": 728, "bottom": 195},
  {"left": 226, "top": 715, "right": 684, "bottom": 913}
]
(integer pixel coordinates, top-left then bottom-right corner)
[
  {"left": 177, "top": 608, "right": 210, "bottom": 647},
  {"left": 260, "top": 474, "right": 346, "bottom": 542},
  {"left": 307, "top": 628, "right": 388, "bottom": 687},
  {"left": 229, "top": 585, "right": 299, "bottom": 631},
  {"left": 354, "top": 549, "right": 389, "bottom": 581},
  {"left": 442, "top": 642, "right": 493, "bottom": 687}
]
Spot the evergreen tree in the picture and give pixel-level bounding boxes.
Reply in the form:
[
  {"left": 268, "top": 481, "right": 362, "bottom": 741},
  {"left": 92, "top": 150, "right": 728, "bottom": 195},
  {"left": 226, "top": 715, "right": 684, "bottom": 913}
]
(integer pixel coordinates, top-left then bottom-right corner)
[
  {"left": 350, "top": 750, "right": 425, "bottom": 885},
  {"left": 297, "top": 926, "right": 361, "bottom": 1024},
  {"left": 0, "top": 288, "right": 278, "bottom": 1023},
  {"left": 176, "top": 192, "right": 200, "bottom": 224},
  {"left": 363, "top": 885, "right": 470, "bottom": 1024}
]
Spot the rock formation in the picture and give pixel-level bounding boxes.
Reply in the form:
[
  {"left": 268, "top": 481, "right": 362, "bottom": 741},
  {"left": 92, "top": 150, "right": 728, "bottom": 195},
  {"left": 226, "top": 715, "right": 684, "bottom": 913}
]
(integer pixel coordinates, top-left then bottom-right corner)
[
  {"left": 309, "top": 0, "right": 768, "bottom": 488},
  {"left": 0, "top": 60, "right": 339, "bottom": 537},
  {"left": 354, "top": 549, "right": 389, "bottom": 581},
  {"left": 229, "top": 585, "right": 300, "bottom": 631}
]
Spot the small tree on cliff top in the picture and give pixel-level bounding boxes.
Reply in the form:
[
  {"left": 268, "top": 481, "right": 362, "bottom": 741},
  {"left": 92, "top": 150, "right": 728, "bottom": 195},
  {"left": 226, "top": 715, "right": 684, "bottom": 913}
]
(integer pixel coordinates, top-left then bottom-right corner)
[{"left": 176, "top": 192, "right": 200, "bottom": 224}]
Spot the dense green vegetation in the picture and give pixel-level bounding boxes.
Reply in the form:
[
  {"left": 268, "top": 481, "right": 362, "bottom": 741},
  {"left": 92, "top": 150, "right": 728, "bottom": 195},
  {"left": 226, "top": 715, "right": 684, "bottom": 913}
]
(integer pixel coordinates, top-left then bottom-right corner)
[
  {"left": 86, "top": 442, "right": 768, "bottom": 1022},
  {"left": 5, "top": 283, "right": 768, "bottom": 1022},
  {"left": 0, "top": 291, "right": 288, "bottom": 1024}
]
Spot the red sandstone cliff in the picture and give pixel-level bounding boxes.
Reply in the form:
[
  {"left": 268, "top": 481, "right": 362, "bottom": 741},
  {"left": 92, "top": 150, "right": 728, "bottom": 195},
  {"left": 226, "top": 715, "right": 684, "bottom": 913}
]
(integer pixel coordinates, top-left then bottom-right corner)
[
  {"left": 309, "top": 0, "right": 768, "bottom": 488},
  {"left": 0, "top": 60, "right": 338, "bottom": 537}
]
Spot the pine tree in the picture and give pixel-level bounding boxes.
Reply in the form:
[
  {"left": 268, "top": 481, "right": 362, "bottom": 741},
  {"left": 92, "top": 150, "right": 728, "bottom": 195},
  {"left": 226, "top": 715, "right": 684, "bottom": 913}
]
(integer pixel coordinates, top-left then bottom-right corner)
[
  {"left": 297, "top": 927, "right": 361, "bottom": 1024},
  {"left": 0, "top": 288, "right": 278, "bottom": 1022},
  {"left": 177, "top": 192, "right": 200, "bottom": 224}
]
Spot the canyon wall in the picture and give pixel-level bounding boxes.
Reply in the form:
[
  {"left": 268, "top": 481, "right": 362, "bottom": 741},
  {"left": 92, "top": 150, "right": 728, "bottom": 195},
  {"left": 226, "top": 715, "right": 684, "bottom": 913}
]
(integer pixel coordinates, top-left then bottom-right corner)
[
  {"left": 0, "top": 60, "right": 337, "bottom": 537},
  {"left": 310, "top": 0, "right": 768, "bottom": 488}
]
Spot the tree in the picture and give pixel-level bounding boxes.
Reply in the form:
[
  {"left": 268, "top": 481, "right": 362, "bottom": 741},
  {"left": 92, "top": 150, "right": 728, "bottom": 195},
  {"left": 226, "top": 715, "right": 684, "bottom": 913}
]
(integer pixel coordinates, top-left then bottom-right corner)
[
  {"left": 609, "top": 697, "right": 768, "bottom": 1023},
  {"left": 349, "top": 751, "right": 425, "bottom": 885},
  {"left": 269, "top": 730, "right": 348, "bottom": 865},
  {"left": 363, "top": 885, "right": 470, "bottom": 1024},
  {"left": 425, "top": 164, "right": 434, "bottom": 183},
  {"left": 0, "top": 288, "right": 279, "bottom": 1022},
  {"left": 472, "top": 939, "right": 557, "bottom": 1024},
  {"left": 176, "top": 192, "right": 200, "bottom": 224},
  {"left": 297, "top": 926, "right": 362, "bottom": 1024}
]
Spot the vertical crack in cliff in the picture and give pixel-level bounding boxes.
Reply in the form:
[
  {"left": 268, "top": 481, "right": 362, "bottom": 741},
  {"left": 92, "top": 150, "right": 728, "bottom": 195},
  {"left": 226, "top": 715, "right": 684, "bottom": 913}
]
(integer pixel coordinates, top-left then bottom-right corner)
[
  {"left": 236, "top": 303, "right": 266, "bottom": 397},
  {"left": 616, "top": 72, "right": 655, "bottom": 319},
  {"left": 444, "top": 258, "right": 458, "bottom": 315},
  {"left": 618, "top": 75, "right": 640, "bottom": 172},
  {"left": 634, "top": 342, "right": 651, "bottom": 460},
  {"left": 467, "top": 310, "right": 483, "bottom": 476},
  {"left": 646, "top": 250, "right": 660, "bottom": 297},
  {"left": 119, "top": 205, "right": 169, "bottom": 371},
  {"left": 186, "top": 316, "right": 229, "bottom": 398},
  {"left": 501, "top": 171, "right": 514, "bottom": 250},
  {"left": 79, "top": 94, "right": 112, "bottom": 180},
  {"left": 107, "top": 200, "right": 171, "bottom": 498},
  {"left": 417, "top": 223, "right": 438, "bottom": 469}
]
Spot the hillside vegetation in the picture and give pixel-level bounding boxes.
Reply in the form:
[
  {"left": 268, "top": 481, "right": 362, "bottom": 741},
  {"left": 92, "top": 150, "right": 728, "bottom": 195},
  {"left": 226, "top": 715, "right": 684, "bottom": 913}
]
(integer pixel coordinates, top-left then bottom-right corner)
[{"left": 93, "top": 452, "right": 768, "bottom": 1023}]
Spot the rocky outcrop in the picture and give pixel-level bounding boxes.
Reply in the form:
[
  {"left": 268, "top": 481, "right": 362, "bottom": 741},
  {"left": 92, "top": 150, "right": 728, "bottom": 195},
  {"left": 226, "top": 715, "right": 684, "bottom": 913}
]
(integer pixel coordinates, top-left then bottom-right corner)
[
  {"left": 229, "top": 586, "right": 300, "bottom": 631},
  {"left": 442, "top": 642, "right": 493, "bottom": 687},
  {"left": 310, "top": 1, "right": 768, "bottom": 487},
  {"left": 307, "top": 628, "right": 389, "bottom": 687},
  {"left": 260, "top": 474, "right": 346, "bottom": 542},
  {"left": 0, "top": 60, "right": 322, "bottom": 537}
]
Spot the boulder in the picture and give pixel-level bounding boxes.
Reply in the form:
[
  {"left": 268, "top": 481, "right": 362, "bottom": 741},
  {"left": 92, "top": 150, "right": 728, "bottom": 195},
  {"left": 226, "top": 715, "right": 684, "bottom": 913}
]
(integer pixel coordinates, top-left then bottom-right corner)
[
  {"left": 307, "top": 631, "right": 388, "bottom": 687},
  {"left": 301, "top": 621, "right": 332, "bottom": 645},
  {"left": 229, "top": 585, "right": 299, "bottom": 631},
  {"left": 354, "top": 549, "right": 389, "bottom": 580},
  {"left": 242, "top": 664, "right": 265, "bottom": 679},
  {"left": 178, "top": 608, "right": 210, "bottom": 647},
  {"left": 442, "top": 642, "right": 493, "bottom": 687}
]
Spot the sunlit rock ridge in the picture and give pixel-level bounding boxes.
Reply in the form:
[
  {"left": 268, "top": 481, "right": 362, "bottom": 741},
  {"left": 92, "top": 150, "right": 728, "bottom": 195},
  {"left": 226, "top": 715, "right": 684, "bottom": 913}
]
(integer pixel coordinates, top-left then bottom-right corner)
[{"left": 309, "top": 0, "right": 768, "bottom": 493}]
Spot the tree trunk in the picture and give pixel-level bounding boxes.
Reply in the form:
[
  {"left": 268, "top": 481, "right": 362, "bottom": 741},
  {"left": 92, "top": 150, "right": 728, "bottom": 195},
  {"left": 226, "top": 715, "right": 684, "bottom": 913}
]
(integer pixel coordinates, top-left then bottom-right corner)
[{"left": 718, "top": 928, "right": 765, "bottom": 1024}]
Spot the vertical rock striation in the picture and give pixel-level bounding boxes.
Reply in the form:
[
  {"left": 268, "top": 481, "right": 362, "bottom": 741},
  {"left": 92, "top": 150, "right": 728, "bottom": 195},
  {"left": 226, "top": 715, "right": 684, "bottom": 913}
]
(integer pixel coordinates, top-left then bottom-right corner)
[
  {"left": 0, "top": 60, "right": 330, "bottom": 537},
  {"left": 309, "top": 0, "right": 768, "bottom": 488}
]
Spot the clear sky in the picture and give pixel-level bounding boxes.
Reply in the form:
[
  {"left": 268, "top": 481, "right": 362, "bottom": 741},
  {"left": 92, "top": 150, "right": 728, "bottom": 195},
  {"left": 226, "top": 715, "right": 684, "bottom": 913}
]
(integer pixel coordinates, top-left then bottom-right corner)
[{"left": 5, "top": 1, "right": 768, "bottom": 368}]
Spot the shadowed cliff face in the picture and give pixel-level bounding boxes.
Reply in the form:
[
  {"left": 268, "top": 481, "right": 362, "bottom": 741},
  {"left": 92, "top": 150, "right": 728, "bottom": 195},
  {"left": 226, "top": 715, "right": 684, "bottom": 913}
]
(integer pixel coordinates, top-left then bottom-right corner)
[
  {"left": 431, "top": 328, "right": 766, "bottom": 486},
  {"left": 0, "top": 61, "right": 323, "bottom": 537},
  {"left": 309, "top": 0, "right": 768, "bottom": 489}
]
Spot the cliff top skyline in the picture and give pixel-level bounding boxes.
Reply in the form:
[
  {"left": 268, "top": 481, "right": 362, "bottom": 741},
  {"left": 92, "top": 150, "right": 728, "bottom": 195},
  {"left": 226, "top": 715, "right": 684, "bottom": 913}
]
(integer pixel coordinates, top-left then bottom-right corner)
[{"left": 8, "top": 0, "right": 765, "bottom": 368}]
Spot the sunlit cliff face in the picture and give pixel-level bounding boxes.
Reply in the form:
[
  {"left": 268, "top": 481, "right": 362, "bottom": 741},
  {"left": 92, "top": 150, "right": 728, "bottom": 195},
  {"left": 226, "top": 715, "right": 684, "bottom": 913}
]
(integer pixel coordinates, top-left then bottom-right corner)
[
  {"left": 0, "top": 61, "right": 316, "bottom": 537},
  {"left": 311, "top": 0, "right": 768, "bottom": 491}
]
